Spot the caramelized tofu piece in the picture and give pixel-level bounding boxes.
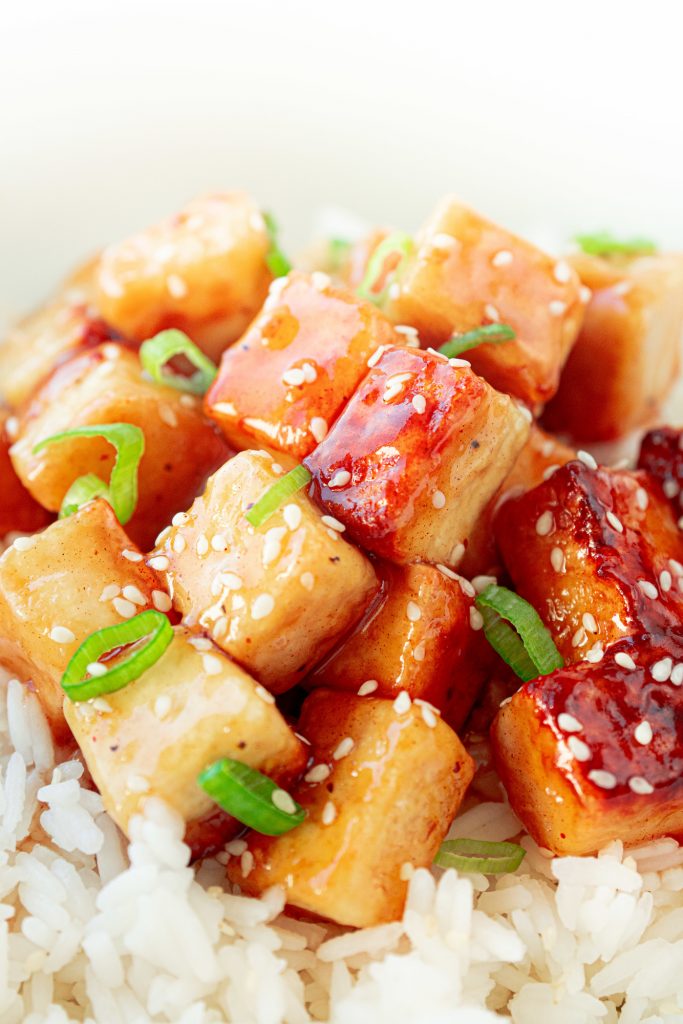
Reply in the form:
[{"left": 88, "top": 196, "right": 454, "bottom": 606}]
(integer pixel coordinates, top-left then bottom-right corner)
[
  {"left": 311, "top": 562, "right": 491, "bottom": 728},
  {"left": 229, "top": 690, "right": 474, "bottom": 927},
  {"left": 544, "top": 252, "right": 683, "bottom": 441},
  {"left": 493, "top": 632, "right": 683, "bottom": 855},
  {"left": 96, "top": 192, "right": 273, "bottom": 361},
  {"left": 385, "top": 197, "right": 584, "bottom": 405},
  {"left": 638, "top": 426, "right": 683, "bottom": 518},
  {"left": 494, "top": 461, "right": 683, "bottom": 663},
  {"left": 64, "top": 626, "right": 306, "bottom": 851},
  {"left": 205, "top": 272, "right": 403, "bottom": 460},
  {"left": 0, "top": 411, "right": 51, "bottom": 538},
  {"left": 0, "top": 256, "right": 116, "bottom": 408},
  {"left": 10, "top": 344, "right": 229, "bottom": 550},
  {"left": 0, "top": 501, "right": 163, "bottom": 739},
  {"left": 151, "top": 451, "right": 378, "bottom": 694},
  {"left": 305, "top": 345, "right": 529, "bottom": 568}
]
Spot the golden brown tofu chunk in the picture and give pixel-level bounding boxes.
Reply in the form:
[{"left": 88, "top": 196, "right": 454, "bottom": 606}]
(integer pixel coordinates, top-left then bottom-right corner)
[
  {"left": 311, "top": 562, "right": 491, "bottom": 729},
  {"left": 305, "top": 345, "right": 529, "bottom": 568},
  {"left": 10, "top": 344, "right": 229, "bottom": 550},
  {"left": 494, "top": 461, "right": 683, "bottom": 663},
  {"left": 150, "top": 451, "right": 378, "bottom": 693},
  {"left": 492, "top": 632, "right": 683, "bottom": 855},
  {"left": 0, "top": 411, "right": 52, "bottom": 538},
  {"left": 0, "top": 500, "right": 163, "bottom": 739},
  {"left": 229, "top": 690, "right": 474, "bottom": 927},
  {"left": 205, "top": 272, "right": 403, "bottom": 460},
  {"left": 544, "top": 252, "right": 683, "bottom": 441},
  {"left": 385, "top": 197, "right": 584, "bottom": 405},
  {"left": 64, "top": 626, "right": 306, "bottom": 853},
  {"left": 96, "top": 192, "right": 273, "bottom": 361},
  {"left": 0, "top": 256, "right": 116, "bottom": 408}
]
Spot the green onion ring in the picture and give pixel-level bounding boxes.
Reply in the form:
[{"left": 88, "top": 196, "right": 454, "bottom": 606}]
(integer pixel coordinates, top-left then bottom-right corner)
[
  {"left": 438, "top": 323, "right": 516, "bottom": 359},
  {"left": 198, "top": 758, "right": 305, "bottom": 836},
  {"left": 263, "top": 211, "right": 292, "bottom": 278},
  {"left": 59, "top": 473, "right": 111, "bottom": 520},
  {"left": 475, "top": 584, "right": 564, "bottom": 682},
  {"left": 435, "top": 838, "right": 526, "bottom": 874},
  {"left": 357, "top": 232, "right": 414, "bottom": 306},
  {"left": 245, "top": 465, "right": 311, "bottom": 528},
  {"left": 140, "top": 329, "right": 218, "bottom": 395},
  {"left": 574, "top": 232, "right": 656, "bottom": 258}
]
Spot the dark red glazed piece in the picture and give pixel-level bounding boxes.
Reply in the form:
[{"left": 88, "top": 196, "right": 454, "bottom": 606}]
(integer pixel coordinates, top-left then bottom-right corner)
[{"left": 638, "top": 427, "right": 683, "bottom": 517}]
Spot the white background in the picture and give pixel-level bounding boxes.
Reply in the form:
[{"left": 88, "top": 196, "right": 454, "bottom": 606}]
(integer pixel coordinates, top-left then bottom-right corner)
[{"left": 1, "top": 0, "right": 682, "bottom": 325}]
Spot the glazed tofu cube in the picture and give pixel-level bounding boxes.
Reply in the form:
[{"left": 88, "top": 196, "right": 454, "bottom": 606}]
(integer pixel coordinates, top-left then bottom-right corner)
[
  {"left": 0, "top": 500, "right": 164, "bottom": 739},
  {"left": 304, "top": 345, "right": 529, "bottom": 568},
  {"left": 310, "top": 562, "right": 492, "bottom": 728},
  {"left": 151, "top": 451, "right": 378, "bottom": 693},
  {"left": 205, "top": 272, "right": 403, "bottom": 460},
  {"left": 0, "top": 411, "right": 52, "bottom": 538},
  {"left": 385, "top": 197, "right": 584, "bottom": 405},
  {"left": 229, "top": 690, "right": 475, "bottom": 927},
  {"left": 64, "top": 626, "right": 306, "bottom": 853},
  {"left": 492, "top": 633, "right": 683, "bottom": 855},
  {"left": 10, "top": 344, "right": 230, "bottom": 550},
  {"left": 96, "top": 192, "right": 273, "bottom": 361},
  {"left": 544, "top": 252, "right": 683, "bottom": 441},
  {"left": 0, "top": 256, "right": 114, "bottom": 408},
  {"left": 494, "top": 461, "right": 683, "bottom": 663},
  {"left": 638, "top": 427, "right": 683, "bottom": 516}
]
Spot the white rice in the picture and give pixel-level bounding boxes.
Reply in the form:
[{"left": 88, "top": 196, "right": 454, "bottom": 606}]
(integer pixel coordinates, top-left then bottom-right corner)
[{"left": 0, "top": 666, "right": 681, "bottom": 1022}]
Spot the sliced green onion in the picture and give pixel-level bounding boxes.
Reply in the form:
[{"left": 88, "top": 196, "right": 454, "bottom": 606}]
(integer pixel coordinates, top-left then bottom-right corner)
[
  {"left": 33, "top": 423, "right": 145, "bottom": 525},
  {"left": 245, "top": 465, "right": 311, "bottom": 528},
  {"left": 357, "top": 232, "right": 414, "bottom": 306},
  {"left": 59, "top": 473, "right": 111, "bottom": 519},
  {"left": 574, "top": 231, "right": 657, "bottom": 258},
  {"left": 263, "top": 211, "right": 292, "bottom": 278},
  {"left": 61, "top": 610, "right": 173, "bottom": 702},
  {"left": 435, "top": 838, "right": 526, "bottom": 874},
  {"left": 327, "top": 237, "right": 352, "bottom": 272},
  {"left": 438, "top": 323, "right": 516, "bottom": 359},
  {"left": 475, "top": 584, "right": 564, "bottom": 682},
  {"left": 198, "top": 758, "right": 305, "bottom": 836},
  {"left": 140, "top": 329, "right": 217, "bottom": 395}
]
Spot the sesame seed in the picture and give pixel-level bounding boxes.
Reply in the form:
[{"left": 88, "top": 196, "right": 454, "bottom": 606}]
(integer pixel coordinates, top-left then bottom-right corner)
[
  {"left": 122, "top": 549, "right": 143, "bottom": 563},
  {"left": 310, "top": 417, "right": 328, "bottom": 443},
  {"left": 226, "top": 838, "right": 247, "bottom": 856},
  {"left": 300, "top": 572, "right": 314, "bottom": 591},
  {"left": 553, "top": 260, "right": 572, "bottom": 283},
  {"left": 421, "top": 705, "right": 438, "bottom": 728},
  {"left": 663, "top": 479, "right": 680, "bottom": 499},
  {"left": 154, "top": 695, "right": 172, "bottom": 718},
  {"left": 5, "top": 416, "right": 19, "bottom": 440},
  {"left": 629, "top": 776, "right": 654, "bottom": 795},
  {"left": 458, "top": 577, "right": 476, "bottom": 598},
  {"left": 388, "top": 283, "right": 401, "bottom": 300},
  {"left": 492, "top": 249, "right": 513, "bottom": 267},
  {"left": 219, "top": 572, "right": 243, "bottom": 591},
  {"left": 358, "top": 680, "right": 379, "bottom": 696},
  {"left": 412, "top": 395, "right": 427, "bottom": 414},
  {"left": 572, "top": 627, "right": 587, "bottom": 648},
  {"left": 166, "top": 273, "right": 188, "bottom": 298},
  {"left": 172, "top": 511, "right": 189, "bottom": 527},
  {"left": 393, "top": 690, "right": 412, "bottom": 714},
  {"left": 580, "top": 285, "right": 592, "bottom": 304},
  {"left": 567, "top": 736, "right": 591, "bottom": 762},
  {"left": 395, "top": 324, "right": 419, "bottom": 338},
  {"left": 536, "top": 511, "right": 554, "bottom": 536},
  {"left": 213, "top": 617, "right": 228, "bottom": 639},
  {"left": 262, "top": 526, "right": 287, "bottom": 566},
  {"left": 128, "top": 775, "right": 150, "bottom": 793},
  {"left": 283, "top": 504, "right": 302, "bottom": 531},
  {"left": 584, "top": 642, "right": 604, "bottom": 664},
  {"left": 158, "top": 405, "right": 178, "bottom": 429},
  {"left": 271, "top": 789, "right": 297, "bottom": 814},
  {"left": 322, "top": 801, "right": 337, "bottom": 825},
  {"left": 431, "top": 232, "right": 457, "bottom": 251},
  {"left": 271, "top": 463, "right": 284, "bottom": 476},
  {"left": 635, "top": 487, "right": 649, "bottom": 511},
  {"left": 550, "top": 547, "right": 566, "bottom": 573},
  {"left": 484, "top": 303, "right": 500, "bottom": 322},
  {"left": 634, "top": 721, "right": 653, "bottom": 745},
  {"left": 436, "top": 563, "right": 459, "bottom": 581},
  {"left": 678, "top": 516, "right": 683, "bottom": 530},
  {"left": 406, "top": 601, "right": 421, "bottom": 622},
  {"left": 312, "top": 271, "right": 331, "bottom": 291},
  {"left": 173, "top": 534, "right": 187, "bottom": 554},
  {"left": 155, "top": 526, "right": 172, "bottom": 547},
  {"left": 251, "top": 594, "right": 275, "bottom": 620},
  {"left": 549, "top": 299, "right": 567, "bottom": 316},
  {"left": 240, "top": 851, "right": 254, "bottom": 877},
  {"left": 302, "top": 363, "right": 317, "bottom": 383},
  {"left": 12, "top": 536, "right": 35, "bottom": 552},
  {"left": 211, "top": 534, "right": 228, "bottom": 552},
  {"left": 326, "top": 528, "right": 340, "bottom": 542},
  {"left": 189, "top": 637, "right": 213, "bottom": 652},
  {"left": 321, "top": 515, "right": 346, "bottom": 533},
  {"left": 255, "top": 684, "right": 275, "bottom": 704},
  {"left": 659, "top": 570, "right": 673, "bottom": 593},
  {"left": 203, "top": 654, "right": 222, "bottom": 676},
  {"left": 582, "top": 612, "right": 597, "bottom": 633},
  {"left": 651, "top": 657, "right": 673, "bottom": 682},
  {"left": 367, "top": 345, "right": 387, "bottom": 368},
  {"left": 450, "top": 543, "right": 465, "bottom": 565},
  {"left": 469, "top": 607, "right": 484, "bottom": 631},
  {"left": 669, "top": 558, "right": 683, "bottom": 576},
  {"left": 615, "top": 652, "right": 636, "bottom": 671},
  {"left": 99, "top": 584, "right": 120, "bottom": 602},
  {"left": 87, "top": 662, "right": 107, "bottom": 678},
  {"left": 282, "top": 367, "right": 306, "bottom": 387},
  {"left": 148, "top": 555, "right": 169, "bottom": 571},
  {"left": 330, "top": 470, "right": 351, "bottom": 489},
  {"left": 432, "top": 490, "right": 446, "bottom": 509},
  {"left": 333, "top": 737, "right": 354, "bottom": 760},
  {"left": 671, "top": 664, "right": 683, "bottom": 686},
  {"left": 412, "top": 642, "right": 426, "bottom": 662},
  {"left": 543, "top": 464, "right": 560, "bottom": 481},
  {"left": 606, "top": 511, "right": 624, "bottom": 533},
  {"left": 588, "top": 769, "right": 617, "bottom": 790},
  {"left": 113, "top": 597, "right": 137, "bottom": 619},
  {"left": 92, "top": 697, "right": 113, "bottom": 713},
  {"left": 449, "top": 357, "right": 471, "bottom": 368},
  {"left": 516, "top": 403, "right": 533, "bottom": 424},
  {"left": 122, "top": 585, "right": 146, "bottom": 606},
  {"left": 558, "top": 712, "right": 582, "bottom": 733},
  {"left": 577, "top": 450, "right": 598, "bottom": 470},
  {"left": 638, "top": 580, "right": 658, "bottom": 600},
  {"left": 305, "top": 763, "right": 331, "bottom": 784},
  {"left": 472, "top": 575, "right": 497, "bottom": 594},
  {"left": 196, "top": 535, "right": 210, "bottom": 557}
]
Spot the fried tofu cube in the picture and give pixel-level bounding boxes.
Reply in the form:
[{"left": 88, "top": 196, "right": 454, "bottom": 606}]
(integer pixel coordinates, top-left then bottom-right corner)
[
  {"left": 492, "top": 633, "right": 683, "bottom": 855},
  {"left": 229, "top": 690, "right": 475, "bottom": 926},
  {"left": 205, "top": 272, "right": 403, "bottom": 460},
  {"left": 10, "top": 344, "right": 229, "bottom": 550},
  {"left": 96, "top": 192, "right": 273, "bottom": 361},
  {"left": 0, "top": 500, "right": 164, "bottom": 739},
  {"left": 544, "top": 252, "right": 683, "bottom": 441},
  {"left": 150, "top": 451, "right": 378, "bottom": 693},
  {"left": 494, "top": 461, "right": 683, "bottom": 663},
  {"left": 310, "top": 562, "right": 491, "bottom": 728},
  {"left": 0, "top": 411, "right": 52, "bottom": 538},
  {"left": 638, "top": 427, "right": 683, "bottom": 515},
  {"left": 0, "top": 256, "right": 115, "bottom": 408},
  {"left": 304, "top": 345, "right": 529, "bottom": 568},
  {"left": 64, "top": 626, "right": 306, "bottom": 852},
  {"left": 385, "top": 197, "right": 584, "bottom": 405}
]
